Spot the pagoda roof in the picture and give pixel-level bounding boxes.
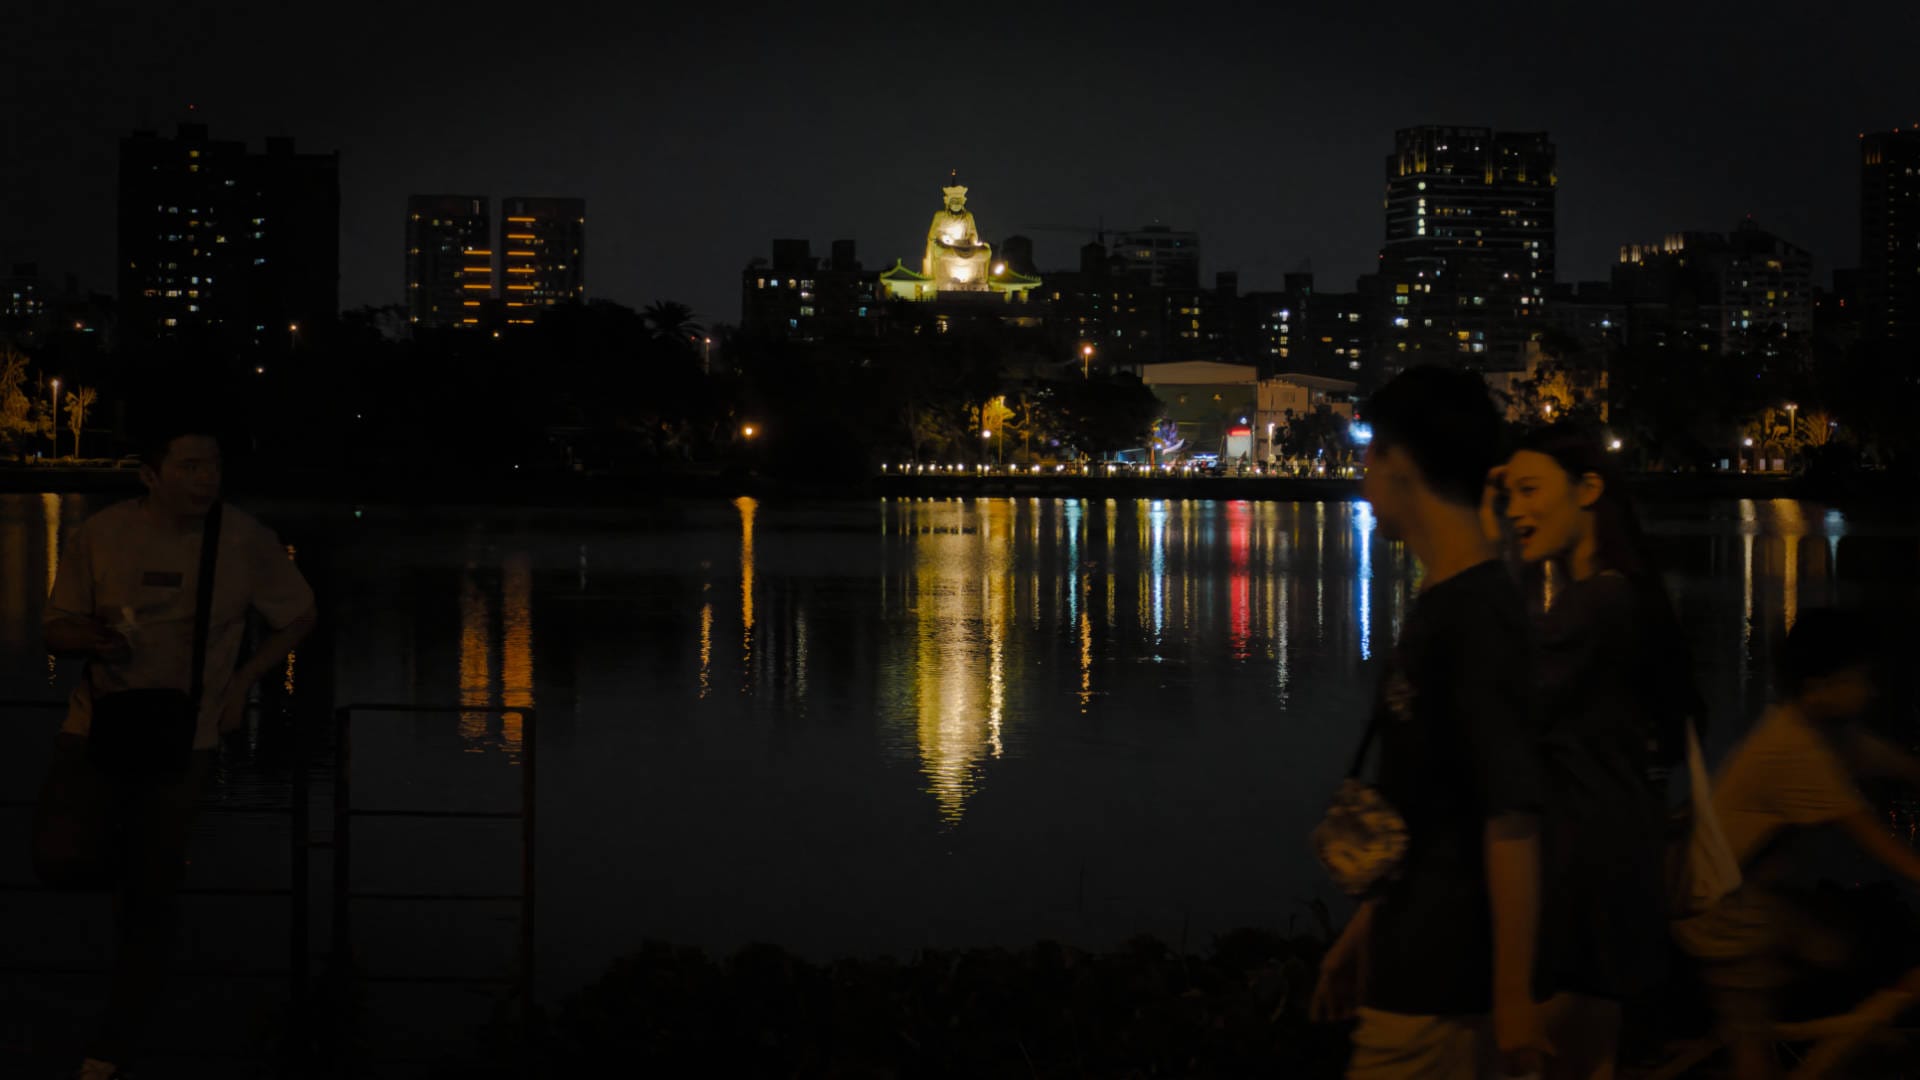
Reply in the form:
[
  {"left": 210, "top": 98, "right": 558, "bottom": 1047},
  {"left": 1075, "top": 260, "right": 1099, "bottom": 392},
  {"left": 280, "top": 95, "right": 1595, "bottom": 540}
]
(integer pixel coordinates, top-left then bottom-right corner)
[{"left": 879, "top": 259, "right": 931, "bottom": 282}]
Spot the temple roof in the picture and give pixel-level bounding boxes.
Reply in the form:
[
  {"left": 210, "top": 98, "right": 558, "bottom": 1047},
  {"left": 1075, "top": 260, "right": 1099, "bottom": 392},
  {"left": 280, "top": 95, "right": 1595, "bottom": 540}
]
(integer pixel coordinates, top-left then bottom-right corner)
[{"left": 879, "top": 258, "right": 931, "bottom": 282}]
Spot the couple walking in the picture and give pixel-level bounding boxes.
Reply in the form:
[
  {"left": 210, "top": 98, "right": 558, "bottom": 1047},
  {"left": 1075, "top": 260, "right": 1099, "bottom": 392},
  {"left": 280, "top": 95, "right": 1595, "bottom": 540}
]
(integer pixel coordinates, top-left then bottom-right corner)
[{"left": 1310, "top": 365, "right": 1694, "bottom": 1079}]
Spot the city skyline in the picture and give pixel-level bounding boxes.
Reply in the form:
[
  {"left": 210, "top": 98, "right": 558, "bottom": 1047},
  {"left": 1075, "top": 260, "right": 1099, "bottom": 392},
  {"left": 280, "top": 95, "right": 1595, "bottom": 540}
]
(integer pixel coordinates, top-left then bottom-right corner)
[{"left": 5, "top": 2, "right": 1917, "bottom": 326}]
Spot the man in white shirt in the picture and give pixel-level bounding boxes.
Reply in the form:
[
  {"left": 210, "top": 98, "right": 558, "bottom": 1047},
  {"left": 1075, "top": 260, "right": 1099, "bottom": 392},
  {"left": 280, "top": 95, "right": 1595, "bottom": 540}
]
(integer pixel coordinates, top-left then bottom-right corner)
[
  {"left": 1676, "top": 610, "right": 1920, "bottom": 1079},
  {"left": 36, "top": 421, "right": 316, "bottom": 1080}
]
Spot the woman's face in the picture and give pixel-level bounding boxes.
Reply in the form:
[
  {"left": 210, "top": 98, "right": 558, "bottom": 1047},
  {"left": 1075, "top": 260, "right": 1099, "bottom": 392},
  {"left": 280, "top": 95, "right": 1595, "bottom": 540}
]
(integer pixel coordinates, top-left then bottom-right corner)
[{"left": 1503, "top": 449, "right": 1599, "bottom": 565}]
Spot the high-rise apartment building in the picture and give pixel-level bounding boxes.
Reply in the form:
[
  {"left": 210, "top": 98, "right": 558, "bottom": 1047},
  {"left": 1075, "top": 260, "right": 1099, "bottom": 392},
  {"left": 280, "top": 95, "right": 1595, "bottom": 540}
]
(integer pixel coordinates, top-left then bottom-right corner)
[
  {"left": 500, "top": 197, "right": 585, "bottom": 324},
  {"left": 741, "top": 238, "right": 880, "bottom": 342},
  {"left": 117, "top": 123, "right": 338, "bottom": 347},
  {"left": 1109, "top": 225, "right": 1201, "bottom": 288},
  {"left": 1860, "top": 128, "right": 1920, "bottom": 342},
  {"left": 1376, "top": 126, "right": 1556, "bottom": 375},
  {"left": 1616, "top": 218, "right": 1813, "bottom": 360},
  {"left": 406, "top": 195, "right": 493, "bottom": 328}
]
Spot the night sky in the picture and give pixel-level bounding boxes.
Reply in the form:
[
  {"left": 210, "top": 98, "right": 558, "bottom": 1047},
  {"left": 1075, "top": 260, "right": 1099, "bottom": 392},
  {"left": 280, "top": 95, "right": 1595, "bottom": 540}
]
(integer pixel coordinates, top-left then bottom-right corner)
[{"left": 6, "top": 1, "right": 1916, "bottom": 327}]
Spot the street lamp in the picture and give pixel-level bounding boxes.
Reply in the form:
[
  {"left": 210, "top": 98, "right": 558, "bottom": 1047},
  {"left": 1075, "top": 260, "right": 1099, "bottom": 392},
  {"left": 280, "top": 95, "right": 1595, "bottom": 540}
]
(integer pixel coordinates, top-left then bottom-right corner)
[
  {"left": 48, "top": 378, "right": 59, "bottom": 458},
  {"left": 1081, "top": 342, "right": 1094, "bottom": 379},
  {"left": 742, "top": 424, "right": 756, "bottom": 439}
]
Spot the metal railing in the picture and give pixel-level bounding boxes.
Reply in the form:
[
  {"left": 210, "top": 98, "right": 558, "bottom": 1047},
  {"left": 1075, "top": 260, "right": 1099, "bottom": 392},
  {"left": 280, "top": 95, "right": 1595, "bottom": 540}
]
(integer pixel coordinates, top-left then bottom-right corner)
[
  {"left": 0, "top": 696, "right": 312, "bottom": 1070},
  {"left": 331, "top": 703, "right": 537, "bottom": 1036},
  {"left": 3, "top": 697, "right": 539, "bottom": 1064}
]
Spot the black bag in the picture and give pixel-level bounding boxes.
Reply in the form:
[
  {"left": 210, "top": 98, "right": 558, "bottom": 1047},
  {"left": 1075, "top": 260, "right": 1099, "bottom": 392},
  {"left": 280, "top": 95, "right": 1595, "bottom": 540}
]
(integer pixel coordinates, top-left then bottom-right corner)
[{"left": 87, "top": 503, "right": 222, "bottom": 778}]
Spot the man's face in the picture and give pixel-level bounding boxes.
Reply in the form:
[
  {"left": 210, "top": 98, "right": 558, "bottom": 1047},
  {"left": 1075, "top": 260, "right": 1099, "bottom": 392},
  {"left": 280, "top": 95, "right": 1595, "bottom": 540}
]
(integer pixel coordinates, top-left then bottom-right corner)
[
  {"left": 141, "top": 435, "right": 222, "bottom": 516},
  {"left": 1360, "top": 443, "right": 1415, "bottom": 541}
]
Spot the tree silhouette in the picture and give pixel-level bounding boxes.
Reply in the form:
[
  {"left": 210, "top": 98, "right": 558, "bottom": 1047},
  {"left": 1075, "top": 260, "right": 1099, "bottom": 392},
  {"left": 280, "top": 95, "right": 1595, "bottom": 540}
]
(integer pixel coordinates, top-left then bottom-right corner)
[
  {"left": 0, "top": 349, "right": 38, "bottom": 459},
  {"left": 643, "top": 301, "right": 704, "bottom": 350},
  {"left": 64, "top": 386, "right": 97, "bottom": 458}
]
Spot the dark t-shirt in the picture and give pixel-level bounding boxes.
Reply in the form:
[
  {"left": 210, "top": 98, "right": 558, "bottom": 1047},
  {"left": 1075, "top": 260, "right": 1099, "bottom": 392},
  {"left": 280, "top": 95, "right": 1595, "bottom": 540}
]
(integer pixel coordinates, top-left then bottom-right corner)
[
  {"left": 1532, "top": 571, "right": 1686, "bottom": 999},
  {"left": 1363, "top": 559, "right": 1543, "bottom": 1017}
]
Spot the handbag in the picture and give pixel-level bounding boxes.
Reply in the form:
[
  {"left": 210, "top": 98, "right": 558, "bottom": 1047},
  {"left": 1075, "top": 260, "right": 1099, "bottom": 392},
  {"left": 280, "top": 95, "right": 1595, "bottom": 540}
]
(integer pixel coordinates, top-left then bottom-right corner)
[
  {"left": 1667, "top": 716, "right": 1741, "bottom": 917},
  {"left": 1313, "top": 710, "right": 1409, "bottom": 897},
  {"left": 87, "top": 503, "right": 222, "bottom": 778}
]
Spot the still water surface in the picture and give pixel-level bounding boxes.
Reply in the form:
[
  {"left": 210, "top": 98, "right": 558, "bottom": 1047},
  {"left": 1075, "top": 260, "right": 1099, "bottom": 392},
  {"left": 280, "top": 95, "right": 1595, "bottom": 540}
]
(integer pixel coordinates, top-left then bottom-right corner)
[{"left": 2, "top": 492, "right": 1916, "bottom": 1004}]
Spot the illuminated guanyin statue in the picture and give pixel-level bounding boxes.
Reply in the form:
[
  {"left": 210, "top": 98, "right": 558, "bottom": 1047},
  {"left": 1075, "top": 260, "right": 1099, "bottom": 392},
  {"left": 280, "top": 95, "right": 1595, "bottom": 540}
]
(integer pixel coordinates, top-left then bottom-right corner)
[
  {"left": 878, "top": 178, "right": 1041, "bottom": 303},
  {"left": 924, "top": 185, "right": 993, "bottom": 290}
]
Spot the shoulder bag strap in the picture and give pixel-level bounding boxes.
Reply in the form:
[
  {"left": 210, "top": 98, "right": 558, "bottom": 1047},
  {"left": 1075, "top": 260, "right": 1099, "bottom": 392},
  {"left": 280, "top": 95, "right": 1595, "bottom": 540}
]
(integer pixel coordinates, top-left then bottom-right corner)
[{"left": 187, "top": 502, "right": 223, "bottom": 711}]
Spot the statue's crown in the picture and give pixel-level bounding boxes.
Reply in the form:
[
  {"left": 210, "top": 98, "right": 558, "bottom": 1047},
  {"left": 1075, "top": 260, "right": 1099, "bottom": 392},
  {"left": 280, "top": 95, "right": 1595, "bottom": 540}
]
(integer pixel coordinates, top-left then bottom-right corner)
[{"left": 942, "top": 185, "right": 968, "bottom": 199}]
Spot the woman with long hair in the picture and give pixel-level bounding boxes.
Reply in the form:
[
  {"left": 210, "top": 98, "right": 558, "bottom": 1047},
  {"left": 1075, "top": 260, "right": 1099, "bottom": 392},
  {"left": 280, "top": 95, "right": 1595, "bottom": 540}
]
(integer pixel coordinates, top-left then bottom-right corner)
[{"left": 1488, "top": 423, "right": 1700, "bottom": 1079}]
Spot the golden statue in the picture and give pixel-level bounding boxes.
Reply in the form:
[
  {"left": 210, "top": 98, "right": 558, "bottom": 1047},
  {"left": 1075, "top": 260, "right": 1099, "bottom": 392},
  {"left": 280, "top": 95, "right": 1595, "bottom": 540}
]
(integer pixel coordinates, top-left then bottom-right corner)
[{"left": 924, "top": 185, "right": 993, "bottom": 291}]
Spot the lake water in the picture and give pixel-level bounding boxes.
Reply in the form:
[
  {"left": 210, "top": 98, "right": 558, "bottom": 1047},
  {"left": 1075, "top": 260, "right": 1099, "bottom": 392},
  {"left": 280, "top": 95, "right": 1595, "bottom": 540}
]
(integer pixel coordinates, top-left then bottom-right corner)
[{"left": 3, "top": 491, "right": 1918, "bottom": 1044}]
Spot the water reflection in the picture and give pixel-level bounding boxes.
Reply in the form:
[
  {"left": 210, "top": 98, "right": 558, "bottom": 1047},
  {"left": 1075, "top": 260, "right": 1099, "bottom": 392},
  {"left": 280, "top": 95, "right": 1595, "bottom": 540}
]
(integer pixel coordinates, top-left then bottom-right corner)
[
  {"left": 907, "top": 499, "right": 1014, "bottom": 824},
  {"left": 0, "top": 491, "right": 1911, "bottom": 968},
  {"left": 874, "top": 498, "right": 1418, "bottom": 824},
  {"left": 1773, "top": 499, "right": 1804, "bottom": 634},
  {"left": 737, "top": 496, "right": 756, "bottom": 686},
  {"left": 1228, "top": 501, "right": 1251, "bottom": 661},
  {"left": 501, "top": 551, "right": 533, "bottom": 757},
  {"left": 458, "top": 565, "right": 492, "bottom": 750},
  {"left": 1354, "top": 502, "right": 1374, "bottom": 661},
  {"left": 456, "top": 553, "right": 533, "bottom": 760},
  {"left": 697, "top": 602, "right": 714, "bottom": 699},
  {"left": 42, "top": 492, "right": 60, "bottom": 601}
]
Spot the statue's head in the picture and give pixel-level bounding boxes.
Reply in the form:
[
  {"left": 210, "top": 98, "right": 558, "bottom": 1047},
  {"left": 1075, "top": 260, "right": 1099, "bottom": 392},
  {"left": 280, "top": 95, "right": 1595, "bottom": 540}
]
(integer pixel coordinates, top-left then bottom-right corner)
[{"left": 942, "top": 185, "right": 968, "bottom": 213}]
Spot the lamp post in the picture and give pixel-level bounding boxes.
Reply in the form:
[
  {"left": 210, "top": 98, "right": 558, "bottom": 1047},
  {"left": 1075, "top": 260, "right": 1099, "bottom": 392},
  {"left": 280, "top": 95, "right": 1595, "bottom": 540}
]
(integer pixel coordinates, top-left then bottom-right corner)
[
  {"left": 48, "top": 377, "right": 59, "bottom": 458},
  {"left": 1081, "top": 342, "right": 1093, "bottom": 379},
  {"left": 1784, "top": 402, "right": 1798, "bottom": 470},
  {"left": 981, "top": 428, "right": 993, "bottom": 470}
]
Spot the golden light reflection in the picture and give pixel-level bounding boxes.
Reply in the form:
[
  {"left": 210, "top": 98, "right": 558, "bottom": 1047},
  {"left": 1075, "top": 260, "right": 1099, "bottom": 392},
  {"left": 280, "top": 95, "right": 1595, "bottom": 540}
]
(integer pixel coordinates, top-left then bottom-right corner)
[
  {"left": 1078, "top": 610, "right": 1092, "bottom": 713},
  {"left": 1740, "top": 531, "right": 1754, "bottom": 686},
  {"left": 43, "top": 492, "right": 60, "bottom": 601},
  {"left": 500, "top": 552, "right": 533, "bottom": 759},
  {"left": 985, "top": 502, "right": 1009, "bottom": 761},
  {"left": 1030, "top": 499, "right": 1042, "bottom": 628},
  {"left": 1315, "top": 501, "right": 1326, "bottom": 641},
  {"left": 907, "top": 498, "right": 1015, "bottom": 825},
  {"left": 697, "top": 602, "right": 713, "bottom": 699},
  {"left": 736, "top": 496, "right": 757, "bottom": 683},
  {"left": 1772, "top": 500, "right": 1804, "bottom": 634},
  {"left": 458, "top": 566, "right": 493, "bottom": 751}
]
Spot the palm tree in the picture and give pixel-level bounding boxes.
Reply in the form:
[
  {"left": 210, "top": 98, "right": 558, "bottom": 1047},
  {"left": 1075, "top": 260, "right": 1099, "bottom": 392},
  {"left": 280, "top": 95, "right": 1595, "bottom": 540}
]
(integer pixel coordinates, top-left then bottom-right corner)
[
  {"left": 643, "top": 301, "right": 704, "bottom": 348},
  {"left": 64, "top": 386, "right": 97, "bottom": 458}
]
